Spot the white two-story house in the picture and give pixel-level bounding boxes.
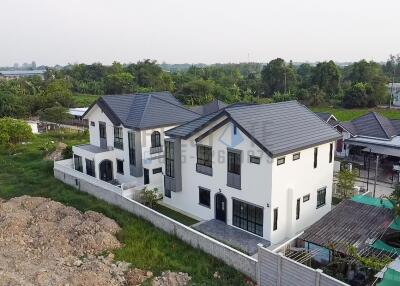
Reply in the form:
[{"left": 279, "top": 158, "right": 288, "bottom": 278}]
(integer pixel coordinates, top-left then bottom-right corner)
[
  {"left": 163, "top": 101, "right": 340, "bottom": 244},
  {"left": 72, "top": 92, "right": 200, "bottom": 190}
]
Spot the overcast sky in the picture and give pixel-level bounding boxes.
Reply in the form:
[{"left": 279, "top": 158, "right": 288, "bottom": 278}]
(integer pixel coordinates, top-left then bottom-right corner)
[{"left": 1, "top": 0, "right": 399, "bottom": 66}]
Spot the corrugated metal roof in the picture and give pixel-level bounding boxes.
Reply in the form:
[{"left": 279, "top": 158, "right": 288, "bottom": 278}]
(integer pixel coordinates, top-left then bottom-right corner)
[
  {"left": 167, "top": 101, "right": 341, "bottom": 157},
  {"left": 88, "top": 92, "right": 200, "bottom": 130}
]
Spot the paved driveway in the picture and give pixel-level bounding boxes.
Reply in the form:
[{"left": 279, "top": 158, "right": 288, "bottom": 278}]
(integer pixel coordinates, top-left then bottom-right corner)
[{"left": 192, "top": 219, "right": 270, "bottom": 255}]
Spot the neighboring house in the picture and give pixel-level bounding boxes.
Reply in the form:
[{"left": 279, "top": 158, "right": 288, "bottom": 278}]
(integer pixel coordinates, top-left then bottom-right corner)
[
  {"left": 190, "top": 99, "right": 229, "bottom": 115},
  {"left": 72, "top": 92, "right": 200, "bottom": 189},
  {"left": 388, "top": 83, "right": 400, "bottom": 106},
  {"left": 335, "top": 112, "right": 400, "bottom": 158},
  {"left": 314, "top": 112, "right": 338, "bottom": 127},
  {"left": 164, "top": 101, "right": 340, "bottom": 244},
  {"left": 0, "top": 70, "right": 45, "bottom": 79}
]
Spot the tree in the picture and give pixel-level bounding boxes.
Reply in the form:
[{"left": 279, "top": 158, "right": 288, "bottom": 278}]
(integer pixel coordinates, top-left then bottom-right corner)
[
  {"left": 0, "top": 118, "right": 33, "bottom": 148},
  {"left": 337, "top": 169, "right": 356, "bottom": 199},
  {"left": 104, "top": 72, "right": 135, "bottom": 94},
  {"left": 342, "top": 82, "right": 372, "bottom": 108},
  {"left": 311, "top": 61, "right": 341, "bottom": 97},
  {"left": 38, "top": 79, "right": 74, "bottom": 110},
  {"left": 261, "top": 58, "right": 297, "bottom": 96},
  {"left": 38, "top": 106, "right": 71, "bottom": 123}
]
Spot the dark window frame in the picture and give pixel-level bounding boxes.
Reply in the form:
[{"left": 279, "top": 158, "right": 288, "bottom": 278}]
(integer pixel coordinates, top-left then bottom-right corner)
[
  {"left": 152, "top": 167, "right": 162, "bottom": 174},
  {"left": 99, "top": 123, "right": 106, "bottom": 139},
  {"left": 227, "top": 150, "right": 241, "bottom": 175},
  {"left": 273, "top": 208, "right": 278, "bottom": 231},
  {"left": 74, "top": 155, "right": 83, "bottom": 172},
  {"left": 199, "top": 187, "right": 211, "bottom": 208},
  {"left": 303, "top": 194, "right": 310, "bottom": 202},
  {"left": 317, "top": 187, "right": 327, "bottom": 208},
  {"left": 128, "top": 131, "right": 136, "bottom": 166},
  {"left": 232, "top": 199, "right": 263, "bottom": 236},
  {"left": 116, "top": 159, "right": 124, "bottom": 174},
  {"left": 197, "top": 145, "right": 212, "bottom": 168},
  {"left": 293, "top": 153, "right": 300, "bottom": 161},
  {"left": 151, "top": 131, "right": 161, "bottom": 148},
  {"left": 165, "top": 141, "right": 175, "bottom": 178},
  {"left": 85, "top": 158, "right": 95, "bottom": 177},
  {"left": 249, "top": 155, "right": 260, "bottom": 164},
  {"left": 296, "top": 198, "right": 300, "bottom": 220},
  {"left": 165, "top": 187, "right": 171, "bottom": 198},
  {"left": 114, "top": 127, "right": 123, "bottom": 150},
  {"left": 314, "top": 147, "right": 318, "bottom": 169},
  {"left": 329, "top": 143, "right": 333, "bottom": 163},
  {"left": 90, "top": 121, "right": 95, "bottom": 127},
  {"left": 277, "top": 157, "right": 285, "bottom": 166}
]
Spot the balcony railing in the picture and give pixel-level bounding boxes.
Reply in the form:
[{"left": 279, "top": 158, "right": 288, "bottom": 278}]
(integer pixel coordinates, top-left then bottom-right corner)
[
  {"left": 196, "top": 163, "right": 213, "bottom": 176},
  {"left": 227, "top": 172, "right": 241, "bottom": 190},
  {"left": 150, "top": 146, "right": 163, "bottom": 154}
]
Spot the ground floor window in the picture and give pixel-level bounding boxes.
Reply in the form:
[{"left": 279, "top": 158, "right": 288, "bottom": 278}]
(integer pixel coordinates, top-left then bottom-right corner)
[
  {"left": 317, "top": 187, "right": 326, "bottom": 208},
  {"left": 198, "top": 187, "right": 210, "bottom": 207},
  {"left": 116, "top": 159, "right": 124, "bottom": 174},
  {"left": 85, "top": 159, "right": 95, "bottom": 177},
  {"left": 165, "top": 187, "right": 171, "bottom": 198},
  {"left": 232, "top": 199, "right": 263, "bottom": 236},
  {"left": 74, "top": 155, "right": 83, "bottom": 172}
]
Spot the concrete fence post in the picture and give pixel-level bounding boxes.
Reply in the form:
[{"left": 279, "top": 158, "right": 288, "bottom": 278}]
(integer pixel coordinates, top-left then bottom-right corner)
[
  {"left": 256, "top": 243, "right": 263, "bottom": 285},
  {"left": 277, "top": 253, "right": 283, "bottom": 286},
  {"left": 315, "top": 269, "right": 323, "bottom": 286}
]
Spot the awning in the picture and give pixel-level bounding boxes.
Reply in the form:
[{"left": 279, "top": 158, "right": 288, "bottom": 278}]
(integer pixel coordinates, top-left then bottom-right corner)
[{"left": 361, "top": 146, "right": 400, "bottom": 157}]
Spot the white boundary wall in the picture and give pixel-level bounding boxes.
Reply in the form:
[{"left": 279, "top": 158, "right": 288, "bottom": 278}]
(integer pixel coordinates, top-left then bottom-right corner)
[
  {"left": 257, "top": 245, "right": 349, "bottom": 286},
  {"left": 54, "top": 159, "right": 258, "bottom": 281}
]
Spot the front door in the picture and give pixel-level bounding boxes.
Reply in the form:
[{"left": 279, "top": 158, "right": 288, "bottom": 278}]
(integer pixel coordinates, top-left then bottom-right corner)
[
  {"left": 99, "top": 122, "right": 107, "bottom": 149},
  {"left": 100, "top": 160, "right": 113, "bottom": 182},
  {"left": 215, "top": 193, "right": 227, "bottom": 223},
  {"left": 144, "top": 168, "right": 149, "bottom": 184}
]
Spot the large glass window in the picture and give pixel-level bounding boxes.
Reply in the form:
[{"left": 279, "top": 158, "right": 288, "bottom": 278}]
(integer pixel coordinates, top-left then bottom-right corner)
[
  {"left": 99, "top": 123, "right": 106, "bottom": 139},
  {"left": 233, "top": 199, "right": 263, "bottom": 236},
  {"left": 197, "top": 145, "right": 212, "bottom": 167},
  {"left": 74, "top": 155, "right": 83, "bottom": 172},
  {"left": 227, "top": 151, "right": 241, "bottom": 175},
  {"left": 114, "top": 127, "right": 123, "bottom": 150},
  {"left": 85, "top": 159, "right": 95, "bottom": 177},
  {"left": 128, "top": 131, "right": 135, "bottom": 166},
  {"left": 199, "top": 187, "right": 211, "bottom": 207},
  {"left": 151, "top": 131, "right": 161, "bottom": 148},
  {"left": 317, "top": 187, "right": 326, "bottom": 208},
  {"left": 116, "top": 159, "right": 124, "bottom": 174},
  {"left": 165, "top": 141, "right": 175, "bottom": 178}
]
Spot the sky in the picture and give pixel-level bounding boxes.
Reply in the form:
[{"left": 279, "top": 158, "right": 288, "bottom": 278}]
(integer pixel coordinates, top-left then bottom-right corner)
[{"left": 1, "top": 0, "right": 399, "bottom": 66}]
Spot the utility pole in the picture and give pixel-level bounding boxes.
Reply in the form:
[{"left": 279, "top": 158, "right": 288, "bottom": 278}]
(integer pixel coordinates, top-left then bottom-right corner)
[{"left": 284, "top": 68, "right": 287, "bottom": 94}]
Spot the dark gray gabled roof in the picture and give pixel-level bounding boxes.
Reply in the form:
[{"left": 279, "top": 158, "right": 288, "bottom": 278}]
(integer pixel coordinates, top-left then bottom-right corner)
[
  {"left": 190, "top": 99, "right": 229, "bottom": 115},
  {"left": 339, "top": 112, "right": 398, "bottom": 139},
  {"left": 85, "top": 92, "right": 200, "bottom": 130},
  {"left": 167, "top": 101, "right": 341, "bottom": 157},
  {"left": 314, "top": 112, "right": 332, "bottom": 122}
]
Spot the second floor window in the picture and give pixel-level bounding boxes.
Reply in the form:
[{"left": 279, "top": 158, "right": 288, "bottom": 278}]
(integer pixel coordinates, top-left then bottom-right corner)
[
  {"left": 151, "top": 131, "right": 161, "bottom": 148},
  {"left": 313, "top": 147, "right": 318, "bottom": 169},
  {"left": 197, "top": 145, "right": 212, "bottom": 168},
  {"left": 165, "top": 141, "right": 175, "bottom": 178},
  {"left": 128, "top": 131, "right": 135, "bottom": 166},
  {"left": 227, "top": 150, "right": 241, "bottom": 175},
  {"left": 317, "top": 187, "right": 326, "bottom": 208},
  {"left": 329, "top": 143, "right": 333, "bottom": 163},
  {"left": 114, "top": 127, "right": 123, "bottom": 150}
]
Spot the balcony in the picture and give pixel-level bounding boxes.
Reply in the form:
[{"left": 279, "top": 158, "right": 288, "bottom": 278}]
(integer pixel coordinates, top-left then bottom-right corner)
[
  {"left": 150, "top": 146, "right": 163, "bottom": 154},
  {"left": 227, "top": 172, "right": 241, "bottom": 190},
  {"left": 196, "top": 163, "right": 213, "bottom": 176}
]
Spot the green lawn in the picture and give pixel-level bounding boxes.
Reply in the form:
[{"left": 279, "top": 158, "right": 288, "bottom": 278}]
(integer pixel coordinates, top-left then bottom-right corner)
[
  {"left": 0, "top": 131, "right": 248, "bottom": 285},
  {"left": 154, "top": 203, "right": 199, "bottom": 226},
  {"left": 311, "top": 106, "right": 400, "bottom": 121}
]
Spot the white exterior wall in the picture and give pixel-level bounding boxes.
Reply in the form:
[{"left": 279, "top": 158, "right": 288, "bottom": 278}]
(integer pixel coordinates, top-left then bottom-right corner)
[
  {"left": 163, "top": 117, "right": 336, "bottom": 244},
  {"left": 269, "top": 142, "right": 334, "bottom": 243}
]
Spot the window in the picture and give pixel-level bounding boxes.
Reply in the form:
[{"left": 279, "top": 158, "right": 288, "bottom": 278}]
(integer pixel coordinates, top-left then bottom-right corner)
[
  {"left": 293, "top": 153, "right": 300, "bottom": 161},
  {"left": 233, "top": 199, "right": 263, "bottom": 236},
  {"left": 151, "top": 131, "right": 161, "bottom": 148},
  {"left": 296, "top": 198, "right": 300, "bottom": 220},
  {"left": 317, "top": 187, "right": 326, "bottom": 208},
  {"left": 277, "top": 157, "right": 285, "bottom": 166},
  {"left": 250, "top": 155, "right": 260, "bottom": 164},
  {"left": 85, "top": 159, "right": 95, "bottom": 177},
  {"left": 165, "top": 187, "right": 171, "bottom": 198},
  {"left": 128, "top": 132, "right": 136, "bottom": 166},
  {"left": 329, "top": 143, "right": 333, "bottom": 163},
  {"left": 114, "top": 127, "right": 123, "bottom": 150},
  {"left": 153, "top": 167, "right": 162, "bottom": 174},
  {"left": 74, "top": 155, "right": 83, "bottom": 172},
  {"left": 90, "top": 121, "right": 95, "bottom": 127},
  {"left": 165, "top": 141, "right": 175, "bottom": 178},
  {"left": 116, "top": 159, "right": 124, "bottom": 174},
  {"left": 303, "top": 194, "right": 310, "bottom": 202},
  {"left": 233, "top": 125, "right": 237, "bottom": 135},
  {"left": 99, "top": 123, "right": 106, "bottom": 139},
  {"left": 314, "top": 147, "right": 318, "bottom": 168},
  {"left": 273, "top": 208, "right": 278, "bottom": 231},
  {"left": 227, "top": 151, "right": 241, "bottom": 175},
  {"left": 199, "top": 188, "right": 211, "bottom": 207},
  {"left": 197, "top": 145, "right": 212, "bottom": 167}
]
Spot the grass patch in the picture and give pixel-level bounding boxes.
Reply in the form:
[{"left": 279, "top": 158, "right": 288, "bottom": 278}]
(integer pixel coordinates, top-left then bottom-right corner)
[
  {"left": 0, "top": 132, "right": 248, "bottom": 285},
  {"left": 311, "top": 106, "right": 400, "bottom": 121},
  {"left": 154, "top": 203, "right": 199, "bottom": 226},
  {"left": 73, "top": 93, "right": 99, "bottom": 107}
]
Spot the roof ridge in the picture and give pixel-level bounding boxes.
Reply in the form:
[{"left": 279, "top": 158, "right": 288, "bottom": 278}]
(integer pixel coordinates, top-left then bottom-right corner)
[
  {"left": 151, "top": 95, "right": 200, "bottom": 115},
  {"left": 372, "top": 111, "right": 392, "bottom": 139},
  {"left": 137, "top": 94, "right": 152, "bottom": 128}
]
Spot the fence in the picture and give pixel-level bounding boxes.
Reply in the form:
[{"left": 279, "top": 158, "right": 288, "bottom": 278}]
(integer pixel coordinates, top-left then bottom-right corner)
[
  {"left": 257, "top": 245, "right": 349, "bottom": 286},
  {"left": 54, "top": 159, "right": 258, "bottom": 281}
]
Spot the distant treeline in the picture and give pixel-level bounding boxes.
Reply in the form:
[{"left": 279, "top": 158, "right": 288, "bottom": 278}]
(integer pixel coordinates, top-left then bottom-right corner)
[{"left": 0, "top": 56, "right": 399, "bottom": 119}]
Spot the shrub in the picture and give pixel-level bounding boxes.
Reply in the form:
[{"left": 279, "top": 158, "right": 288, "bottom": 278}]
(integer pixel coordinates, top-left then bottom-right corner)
[
  {"left": 62, "top": 145, "right": 73, "bottom": 159},
  {"left": 140, "top": 187, "right": 160, "bottom": 208},
  {"left": 0, "top": 117, "right": 33, "bottom": 147}
]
